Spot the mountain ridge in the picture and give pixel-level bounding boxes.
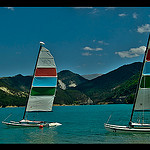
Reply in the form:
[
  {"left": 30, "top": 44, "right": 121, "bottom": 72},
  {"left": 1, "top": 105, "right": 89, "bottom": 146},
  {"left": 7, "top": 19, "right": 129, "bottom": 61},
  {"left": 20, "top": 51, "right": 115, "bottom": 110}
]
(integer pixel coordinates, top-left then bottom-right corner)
[
  {"left": 81, "top": 74, "right": 103, "bottom": 80},
  {"left": 0, "top": 62, "right": 142, "bottom": 107},
  {"left": 76, "top": 62, "right": 142, "bottom": 103},
  {"left": 58, "top": 70, "right": 88, "bottom": 89}
]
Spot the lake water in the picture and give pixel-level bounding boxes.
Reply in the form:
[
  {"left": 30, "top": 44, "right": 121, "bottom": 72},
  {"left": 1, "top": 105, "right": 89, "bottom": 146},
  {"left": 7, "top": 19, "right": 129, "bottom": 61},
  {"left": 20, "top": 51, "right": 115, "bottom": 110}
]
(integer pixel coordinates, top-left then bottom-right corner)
[{"left": 1, "top": 104, "right": 150, "bottom": 144}]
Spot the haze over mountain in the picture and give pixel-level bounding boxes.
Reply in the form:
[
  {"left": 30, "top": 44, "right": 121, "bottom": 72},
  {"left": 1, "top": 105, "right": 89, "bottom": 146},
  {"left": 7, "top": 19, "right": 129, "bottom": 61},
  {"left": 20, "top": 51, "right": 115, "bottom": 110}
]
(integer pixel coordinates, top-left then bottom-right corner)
[{"left": 81, "top": 74, "right": 103, "bottom": 80}]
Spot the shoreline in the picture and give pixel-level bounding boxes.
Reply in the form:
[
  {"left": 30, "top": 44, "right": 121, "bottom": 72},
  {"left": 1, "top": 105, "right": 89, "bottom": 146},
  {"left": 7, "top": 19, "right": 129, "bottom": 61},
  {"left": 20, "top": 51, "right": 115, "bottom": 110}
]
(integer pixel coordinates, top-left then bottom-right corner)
[
  {"left": 0, "top": 102, "right": 128, "bottom": 108},
  {"left": 0, "top": 105, "right": 25, "bottom": 108}
]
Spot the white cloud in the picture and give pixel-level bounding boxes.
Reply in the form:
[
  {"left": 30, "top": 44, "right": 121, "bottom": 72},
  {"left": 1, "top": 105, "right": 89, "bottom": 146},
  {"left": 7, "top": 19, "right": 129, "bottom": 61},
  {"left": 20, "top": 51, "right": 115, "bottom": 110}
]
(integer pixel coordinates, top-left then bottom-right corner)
[
  {"left": 83, "top": 47, "right": 93, "bottom": 51},
  {"left": 118, "top": 13, "right": 127, "bottom": 17},
  {"left": 137, "top": 24, "right": 150, "bottom": 33},
  {"left": 115, "top": 46, "right": 146, "bottom": 58},
  {"left": 105, "top": 7, "right": 116, "bottom": 11},
  {"left": 98, "top": 40, "right": 109, "bottom": 45},
  {"left": 97, "top": 41, "right": 104, "bottom": 44},
  {"left": 93, "top": 40, "right": 109, "bottom": 45},
  {"left": 73, "top": 7, "right": 99, "bottom": 15},
  {"left": 88, "top": 8, "right": 99, "bottom": 15},
  {"left": 133, "top": 12, "right": 138, "bottom": 19},
  {"left": 95, "top": 48, "right": 103, "bottom": 51},
  {"left": 83, "top": 46, "right": 103, "bottom": 51},
  {"left": 73, "top": 7, "right": 93, "bottom": 9},
  {"left": 5, "top": 7, "right": 14, "bottom": 11},
  {"left": 82, "top": 52, "right": 92, "bottom": 56}
]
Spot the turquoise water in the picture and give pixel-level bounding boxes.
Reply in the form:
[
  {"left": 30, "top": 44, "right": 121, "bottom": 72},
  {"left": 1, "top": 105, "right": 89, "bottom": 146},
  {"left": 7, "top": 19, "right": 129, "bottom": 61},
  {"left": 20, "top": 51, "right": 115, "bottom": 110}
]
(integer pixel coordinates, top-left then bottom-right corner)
[{"left": 1, "top": 104, "right": 150, "bottom": 144}]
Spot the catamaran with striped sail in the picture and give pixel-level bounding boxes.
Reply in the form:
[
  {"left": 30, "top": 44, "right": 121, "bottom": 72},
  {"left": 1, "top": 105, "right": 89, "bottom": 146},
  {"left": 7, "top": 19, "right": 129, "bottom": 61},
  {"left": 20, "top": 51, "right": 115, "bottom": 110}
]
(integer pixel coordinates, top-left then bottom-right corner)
[
  {"left": 2, "top": 42, "right": 61, "bottom": 127},
  {"left": 105, "top": 34, "right": 150, "bottom": 133}
]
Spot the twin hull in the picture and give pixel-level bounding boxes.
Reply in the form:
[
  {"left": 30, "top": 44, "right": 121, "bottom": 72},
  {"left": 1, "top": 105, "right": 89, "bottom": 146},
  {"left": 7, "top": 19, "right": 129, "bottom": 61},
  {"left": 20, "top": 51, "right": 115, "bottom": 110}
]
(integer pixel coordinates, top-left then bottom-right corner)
[{"left": 104, "top": 123, "right": 150, "bottom": 133}]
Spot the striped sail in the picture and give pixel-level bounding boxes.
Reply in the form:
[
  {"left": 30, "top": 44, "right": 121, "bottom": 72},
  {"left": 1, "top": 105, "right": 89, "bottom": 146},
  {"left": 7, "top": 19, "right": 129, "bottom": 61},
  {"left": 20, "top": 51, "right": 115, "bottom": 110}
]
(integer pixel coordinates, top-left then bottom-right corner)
[
  {"left": 134, "top": 37, "right": 150, "bottom": 111},
  {"left": 26, "top": 45, "right": 57, "bottom": 112}
]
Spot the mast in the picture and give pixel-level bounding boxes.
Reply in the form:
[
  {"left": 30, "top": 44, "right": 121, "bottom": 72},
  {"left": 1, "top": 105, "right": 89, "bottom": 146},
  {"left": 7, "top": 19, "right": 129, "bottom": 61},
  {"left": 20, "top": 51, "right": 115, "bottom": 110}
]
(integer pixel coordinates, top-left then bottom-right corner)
[
  {"left": 23, "top": 42, "right": 45, "bottom": 120},
  {"left": 129, "top": 34, "right": 150, "bottom": 123}
]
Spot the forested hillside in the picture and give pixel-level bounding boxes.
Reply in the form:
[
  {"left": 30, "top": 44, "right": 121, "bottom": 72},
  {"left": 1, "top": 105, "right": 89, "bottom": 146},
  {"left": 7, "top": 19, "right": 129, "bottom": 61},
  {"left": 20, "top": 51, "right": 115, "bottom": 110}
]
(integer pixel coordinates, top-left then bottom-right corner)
[
  {"left": 0, "top": 62, "right": 142, "bottom": 107},
  {"left": 76, "top": 62, "right": 142, "bottom": 104}
]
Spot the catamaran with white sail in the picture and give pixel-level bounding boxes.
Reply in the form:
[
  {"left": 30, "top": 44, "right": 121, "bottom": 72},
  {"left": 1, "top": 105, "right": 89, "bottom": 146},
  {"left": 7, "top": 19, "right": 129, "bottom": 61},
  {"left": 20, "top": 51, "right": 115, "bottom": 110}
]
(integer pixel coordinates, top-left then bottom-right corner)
[
  {"left": 105, "top": 34, "right": 150, "bottom": 133},
  {"left": 2, "top": 42, "right": 61, "bottom": 127}
]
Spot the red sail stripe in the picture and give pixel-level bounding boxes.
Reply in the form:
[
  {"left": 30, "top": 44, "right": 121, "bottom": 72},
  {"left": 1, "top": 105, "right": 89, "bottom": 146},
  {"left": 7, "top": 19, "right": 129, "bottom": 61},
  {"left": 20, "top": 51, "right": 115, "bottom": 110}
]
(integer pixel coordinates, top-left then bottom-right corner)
[
  {"left": 146, "top": 49, "right": 150, "bottom": 61},
  {"left": 35, "top": 68, "right": 57, "bottom": 76}
]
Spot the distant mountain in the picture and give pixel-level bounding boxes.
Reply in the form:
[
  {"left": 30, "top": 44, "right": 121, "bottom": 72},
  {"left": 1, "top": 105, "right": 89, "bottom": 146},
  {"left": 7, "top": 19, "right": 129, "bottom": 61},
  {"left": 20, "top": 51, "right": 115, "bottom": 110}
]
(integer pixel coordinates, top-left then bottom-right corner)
[
  {"left": 0, "top": 62, "right": 143, "bottom": 107},
  {"left": 0, "top": 74, "right": 32, "bottom": 107},
  {"left": 0, "top": 74, "right": 32, "bottom": 92},
  {"left": 56, "top": 70, "right": 92, "bottom": 105},
  {"left": 0, "top": 70, "right": 91, "bottom": 107},
  {"left": 57, "top": 70, "right": 88, "bottom": 90},
  {"left": 76, "top": 62, "right": 142, "bottom": 104},
  {"left": 81, "top": 74, "right": 103, "bottom": 80}
]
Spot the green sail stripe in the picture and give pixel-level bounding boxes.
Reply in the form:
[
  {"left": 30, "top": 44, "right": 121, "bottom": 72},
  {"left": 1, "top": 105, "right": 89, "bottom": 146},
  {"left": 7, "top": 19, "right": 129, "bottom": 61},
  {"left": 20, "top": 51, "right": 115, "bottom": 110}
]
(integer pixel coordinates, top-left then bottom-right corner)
[
  {"left": 31, "top": 87, "right": 56, "bottom": 96},
  {"left": 140, "top": 76, "right": 150, "bottom": 88}
]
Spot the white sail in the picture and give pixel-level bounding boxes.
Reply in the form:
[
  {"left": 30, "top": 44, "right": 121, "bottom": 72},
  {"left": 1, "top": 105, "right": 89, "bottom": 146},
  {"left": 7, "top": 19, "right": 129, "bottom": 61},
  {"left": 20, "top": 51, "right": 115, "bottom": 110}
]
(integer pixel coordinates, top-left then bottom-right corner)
[
  {"left": 37, "top": 47, "right": 56, "bottom": 68},
  {"left": 26, "top": 96, "right": 55, "bottom": 112},
  {"left": 26, "top": 45, "right": 57, "bottom": 112},
  {"left": 133, "top": 37, "right": 150, "bottom": 111},
  {"left": 134, "top": 88, "right": 150, "bottom": 110},
  {"left": 104, "top": 35, "right": 150, "bottom": 133}
]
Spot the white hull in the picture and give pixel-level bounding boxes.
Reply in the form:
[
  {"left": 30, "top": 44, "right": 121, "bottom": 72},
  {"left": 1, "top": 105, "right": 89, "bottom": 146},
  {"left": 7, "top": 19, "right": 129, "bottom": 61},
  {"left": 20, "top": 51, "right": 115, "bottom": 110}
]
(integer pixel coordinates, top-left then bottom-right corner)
[
  {"left": 2, "top": 121, "right": 62, "bottom": 127},
  {"left": 104, "top": 123, "right": 150, "bottom": 133}
]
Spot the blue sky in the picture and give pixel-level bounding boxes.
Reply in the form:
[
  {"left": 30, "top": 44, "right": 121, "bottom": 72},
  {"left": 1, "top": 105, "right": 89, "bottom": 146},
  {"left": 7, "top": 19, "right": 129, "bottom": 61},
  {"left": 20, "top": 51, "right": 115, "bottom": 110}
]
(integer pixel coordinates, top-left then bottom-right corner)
[{"left": 0, "top": 7, "right": 150, "bottom": 77}]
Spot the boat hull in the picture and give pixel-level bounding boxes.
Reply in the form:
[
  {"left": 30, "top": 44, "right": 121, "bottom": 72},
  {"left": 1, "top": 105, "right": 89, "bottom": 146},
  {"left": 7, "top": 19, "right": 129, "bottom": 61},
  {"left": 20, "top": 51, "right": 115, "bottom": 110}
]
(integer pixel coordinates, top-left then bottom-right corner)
[
  {"left": 2, "top": 121, "right": 62, "bottom": 127},
  {"left": 104, "top": 123, "right": 150, "bottom": 133}
]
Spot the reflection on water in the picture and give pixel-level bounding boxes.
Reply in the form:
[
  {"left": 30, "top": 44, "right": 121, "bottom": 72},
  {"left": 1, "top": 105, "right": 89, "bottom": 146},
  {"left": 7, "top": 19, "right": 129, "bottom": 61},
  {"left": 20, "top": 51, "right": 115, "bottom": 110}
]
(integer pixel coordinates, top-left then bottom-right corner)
[
  {"left": 132, "top": 111, "right": 150, "bottom": 124},
  {"left": 2, "top": 105, "right": 150, "bottom": 144},
  {"left": 25, "top": 127, "right": 58, "bottom": 144}
]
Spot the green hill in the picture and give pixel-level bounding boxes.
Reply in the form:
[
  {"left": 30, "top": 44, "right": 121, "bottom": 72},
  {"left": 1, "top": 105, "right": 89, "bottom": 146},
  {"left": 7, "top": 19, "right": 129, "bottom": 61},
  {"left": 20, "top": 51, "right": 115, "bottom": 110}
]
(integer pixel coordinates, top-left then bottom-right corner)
[
  {"left": 76, "top": 62, "right": 142, "bottom": 104},
  {"left": 0, "top": 74, "right": 32, "bottom": 92},
  {"left": 0, "top": 62, "right": 143, "bottom": 107},
  {"left": 0, "top": 74, "right": 31, "bottom": 107},
  {"left": 0, "top": 70, "right": 90, "bottom": 107}
]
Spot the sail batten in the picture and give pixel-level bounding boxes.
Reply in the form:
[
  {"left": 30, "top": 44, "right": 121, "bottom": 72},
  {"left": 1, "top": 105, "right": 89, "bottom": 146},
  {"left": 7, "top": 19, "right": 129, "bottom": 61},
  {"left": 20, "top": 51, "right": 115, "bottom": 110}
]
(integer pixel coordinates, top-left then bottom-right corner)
[{"left": 25, "top": 44, "right": 57, "bottom": 113}]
